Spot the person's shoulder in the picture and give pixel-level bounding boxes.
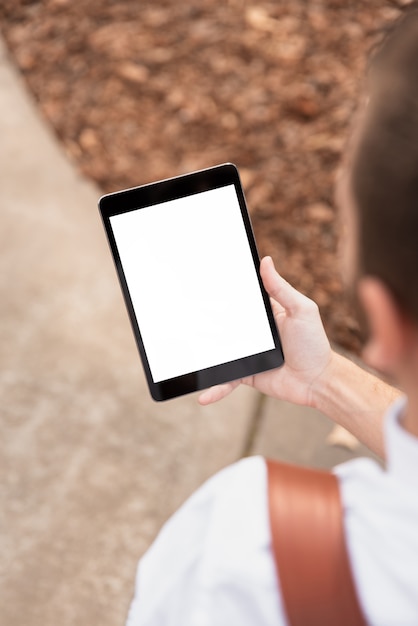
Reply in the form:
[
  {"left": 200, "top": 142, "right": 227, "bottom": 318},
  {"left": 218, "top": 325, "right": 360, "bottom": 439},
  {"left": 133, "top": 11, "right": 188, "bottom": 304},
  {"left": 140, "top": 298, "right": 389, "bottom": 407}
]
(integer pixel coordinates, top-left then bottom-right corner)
[
  {"left": 196, "top": 454, "right": 267, "bottom": 501},
  {"left": 160, "top": 455, "right": 268, "bottom": 547},
  {"left": 138, "top": 455, "right": 269, "bottom": 566},
  {"left": 194, "top": 454, "right": 269, "bottom": 544},
  {"left": 127, "top": 456, "right": 281, "bottom": 626},
  {"left": 161, "top": 455, "right": 265, "bottom": 522},
  {"left": 205, "top": 454, "right": 266, "bottom": 487}
]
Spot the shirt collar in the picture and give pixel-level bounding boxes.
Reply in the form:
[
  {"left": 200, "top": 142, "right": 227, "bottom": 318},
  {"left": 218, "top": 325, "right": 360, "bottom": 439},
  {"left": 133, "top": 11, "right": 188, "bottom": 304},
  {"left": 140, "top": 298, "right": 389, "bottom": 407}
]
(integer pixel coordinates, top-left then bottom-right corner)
[{"left": 385, "top": 396, "right": 418, "bottom": 488}]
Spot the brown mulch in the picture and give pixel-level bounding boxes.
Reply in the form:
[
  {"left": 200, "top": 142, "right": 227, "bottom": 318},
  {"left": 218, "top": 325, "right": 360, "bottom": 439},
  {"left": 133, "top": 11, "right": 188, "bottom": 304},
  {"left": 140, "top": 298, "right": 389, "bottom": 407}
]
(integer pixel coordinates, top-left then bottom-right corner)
[{"left": 0, "top": 0, "right": 408, "bottom": 353}]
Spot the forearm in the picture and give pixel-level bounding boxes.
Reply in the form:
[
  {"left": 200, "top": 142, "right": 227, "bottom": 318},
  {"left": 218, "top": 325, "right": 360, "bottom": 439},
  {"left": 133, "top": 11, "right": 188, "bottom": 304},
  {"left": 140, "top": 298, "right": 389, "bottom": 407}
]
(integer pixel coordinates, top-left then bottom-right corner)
[{"left": 311, "top": 351, "right": 402, "bottom": 458}]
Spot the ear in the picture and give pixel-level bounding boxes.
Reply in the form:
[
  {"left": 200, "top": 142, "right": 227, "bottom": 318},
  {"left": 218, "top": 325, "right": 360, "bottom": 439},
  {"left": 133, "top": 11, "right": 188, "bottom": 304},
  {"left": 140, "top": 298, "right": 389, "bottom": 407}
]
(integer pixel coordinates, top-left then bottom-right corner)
[{"left": 358, "top": 277, "right": 409, "bottom": 375}]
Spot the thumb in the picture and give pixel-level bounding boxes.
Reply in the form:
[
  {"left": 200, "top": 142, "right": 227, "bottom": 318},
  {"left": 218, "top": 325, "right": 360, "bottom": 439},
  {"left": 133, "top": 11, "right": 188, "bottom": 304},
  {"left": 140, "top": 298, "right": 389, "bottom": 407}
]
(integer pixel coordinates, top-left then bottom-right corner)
[
  {"left": 198, "top": 380, "right": 241, "bottom": 405},
  {"left": 260, "top": 256, "right": 311, "bottom": 315}
]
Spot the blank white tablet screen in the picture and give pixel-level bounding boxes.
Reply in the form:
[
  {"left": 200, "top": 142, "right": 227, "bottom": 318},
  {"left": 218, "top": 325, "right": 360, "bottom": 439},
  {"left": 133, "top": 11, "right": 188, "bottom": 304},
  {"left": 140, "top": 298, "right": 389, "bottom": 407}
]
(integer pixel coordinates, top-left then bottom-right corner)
[{"left": 109, "top": 184, "right": 275, "bottom": 382}]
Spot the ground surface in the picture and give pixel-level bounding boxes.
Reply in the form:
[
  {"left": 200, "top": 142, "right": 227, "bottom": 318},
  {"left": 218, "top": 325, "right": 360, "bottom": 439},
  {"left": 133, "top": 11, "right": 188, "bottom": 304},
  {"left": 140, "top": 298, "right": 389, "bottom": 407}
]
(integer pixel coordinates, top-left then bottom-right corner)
[{"left": 0, "top": 0, "right": 406, "bottom": 351}]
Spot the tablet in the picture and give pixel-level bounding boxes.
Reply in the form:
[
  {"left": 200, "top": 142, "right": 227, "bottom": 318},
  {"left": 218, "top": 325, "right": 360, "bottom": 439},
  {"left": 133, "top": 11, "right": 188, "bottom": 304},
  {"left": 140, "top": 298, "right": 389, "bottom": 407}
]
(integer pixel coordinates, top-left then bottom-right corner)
[{"left": 99, "top": 163, "right": 284, "bottom": 401}]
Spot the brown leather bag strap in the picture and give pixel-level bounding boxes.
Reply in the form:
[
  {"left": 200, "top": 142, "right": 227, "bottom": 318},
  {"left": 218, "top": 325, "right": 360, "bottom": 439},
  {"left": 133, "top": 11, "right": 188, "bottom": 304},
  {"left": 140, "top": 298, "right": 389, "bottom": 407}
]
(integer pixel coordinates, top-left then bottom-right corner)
[{"left": 266, "top": 459, "right": 367, "bottom": 626}]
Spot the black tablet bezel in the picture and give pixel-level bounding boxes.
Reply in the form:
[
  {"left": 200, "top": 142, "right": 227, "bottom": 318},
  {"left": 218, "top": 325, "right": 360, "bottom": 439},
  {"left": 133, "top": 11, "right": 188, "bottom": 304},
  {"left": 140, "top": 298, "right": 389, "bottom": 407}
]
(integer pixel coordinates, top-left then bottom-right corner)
[{"left": 99, "top": 163, "right": 284, "bottom": 401}]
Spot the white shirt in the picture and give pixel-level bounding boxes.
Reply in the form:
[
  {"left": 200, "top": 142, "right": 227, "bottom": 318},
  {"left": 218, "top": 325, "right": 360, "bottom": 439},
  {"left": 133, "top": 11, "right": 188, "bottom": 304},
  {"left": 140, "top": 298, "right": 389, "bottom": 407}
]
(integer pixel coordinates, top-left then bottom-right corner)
[{"left": 127, "top": 398, "right": 418, "bottom": 626}]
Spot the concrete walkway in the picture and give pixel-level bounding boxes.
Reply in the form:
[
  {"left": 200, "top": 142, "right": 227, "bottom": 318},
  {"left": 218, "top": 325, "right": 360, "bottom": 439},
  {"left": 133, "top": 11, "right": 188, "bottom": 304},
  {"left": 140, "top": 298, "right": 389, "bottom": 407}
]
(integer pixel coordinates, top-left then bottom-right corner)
[{"left": 0, "top": 36, "right": 375, "bottom": 626}]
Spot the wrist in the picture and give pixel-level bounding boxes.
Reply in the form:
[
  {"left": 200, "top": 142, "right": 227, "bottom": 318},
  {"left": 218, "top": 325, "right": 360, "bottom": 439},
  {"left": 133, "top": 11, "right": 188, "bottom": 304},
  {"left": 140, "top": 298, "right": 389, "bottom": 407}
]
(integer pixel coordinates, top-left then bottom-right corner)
[{"left": 310, "top": 350, "right": 343, "bottom": 413}]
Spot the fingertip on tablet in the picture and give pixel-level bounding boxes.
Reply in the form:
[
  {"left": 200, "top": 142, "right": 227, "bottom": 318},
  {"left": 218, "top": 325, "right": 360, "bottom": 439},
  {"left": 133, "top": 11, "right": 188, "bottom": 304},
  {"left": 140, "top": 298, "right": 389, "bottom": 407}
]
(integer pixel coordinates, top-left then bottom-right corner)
[
  {"left": 260, "top": 255, "right": 273, "bottom": 269},
  {"left": 198, "top": 389, "right": 213, "bottom": 405}
]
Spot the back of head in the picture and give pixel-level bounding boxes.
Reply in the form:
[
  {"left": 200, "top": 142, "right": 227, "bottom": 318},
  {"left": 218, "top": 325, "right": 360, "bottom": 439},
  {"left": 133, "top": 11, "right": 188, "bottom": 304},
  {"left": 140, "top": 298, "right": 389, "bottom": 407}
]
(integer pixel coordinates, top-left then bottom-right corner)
[{"left": 351, "top": 4, "right": 418, "bottom": 320}]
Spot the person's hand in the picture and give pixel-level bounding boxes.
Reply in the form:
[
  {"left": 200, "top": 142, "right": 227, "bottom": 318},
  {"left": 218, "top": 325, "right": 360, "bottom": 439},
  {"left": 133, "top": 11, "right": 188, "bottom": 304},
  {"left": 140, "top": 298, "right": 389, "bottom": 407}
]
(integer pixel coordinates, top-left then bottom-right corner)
[{"left": 198, "top": 256, "right": 333, "bottom": 407}]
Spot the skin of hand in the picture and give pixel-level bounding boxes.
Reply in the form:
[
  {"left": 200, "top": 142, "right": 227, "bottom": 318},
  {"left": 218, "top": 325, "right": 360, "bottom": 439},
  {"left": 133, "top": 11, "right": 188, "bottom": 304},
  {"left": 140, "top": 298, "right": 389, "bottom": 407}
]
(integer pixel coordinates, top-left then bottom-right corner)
[{"left": 199, "top": 255, "right": 333, "bottom": 407}]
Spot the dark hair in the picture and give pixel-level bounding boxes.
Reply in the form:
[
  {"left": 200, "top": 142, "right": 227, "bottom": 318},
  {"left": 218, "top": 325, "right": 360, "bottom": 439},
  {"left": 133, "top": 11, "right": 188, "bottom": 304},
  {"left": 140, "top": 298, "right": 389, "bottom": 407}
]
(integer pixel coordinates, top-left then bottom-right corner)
[{"left": 351, "top": 3, "right": 418, "bottom": 319}]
